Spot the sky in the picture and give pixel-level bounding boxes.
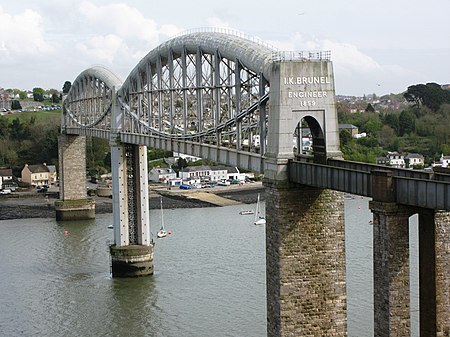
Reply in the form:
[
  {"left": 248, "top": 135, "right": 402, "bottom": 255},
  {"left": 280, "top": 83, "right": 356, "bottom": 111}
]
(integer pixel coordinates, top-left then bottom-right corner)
[{"left": 1, "top": 0, "right": 449, "bottom": 96}]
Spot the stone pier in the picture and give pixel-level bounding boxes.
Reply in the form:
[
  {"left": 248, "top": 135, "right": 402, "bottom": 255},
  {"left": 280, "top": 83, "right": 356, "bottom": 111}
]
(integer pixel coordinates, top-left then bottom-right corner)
[
  {"left": 419, "top": 210, "right": 450, "bottom": 336},
  {"left": 369, "top": 201, "right": 411, "bottom": 337},
  {"left": 56, "top": 134, "right": 95, "bottom": 220},
  {"left": 265, "top": 183, "right": 347, "bottom": 336}
]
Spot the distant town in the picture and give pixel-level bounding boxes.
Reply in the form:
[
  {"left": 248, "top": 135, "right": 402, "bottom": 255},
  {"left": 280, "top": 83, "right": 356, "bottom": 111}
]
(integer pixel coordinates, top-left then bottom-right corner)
[{"left": 1, "top": 82, "right": 450, "bottom": 195}]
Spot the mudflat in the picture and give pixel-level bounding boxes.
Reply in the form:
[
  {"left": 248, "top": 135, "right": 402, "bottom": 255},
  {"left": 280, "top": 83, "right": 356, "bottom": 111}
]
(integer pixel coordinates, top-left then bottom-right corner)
[{"left": 0, "top": 182, "right": 264, "bottom": 220}]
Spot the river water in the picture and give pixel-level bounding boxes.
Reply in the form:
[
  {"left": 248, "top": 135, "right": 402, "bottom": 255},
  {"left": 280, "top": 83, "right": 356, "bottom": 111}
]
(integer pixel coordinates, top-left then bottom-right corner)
[{"left": 0, "top": 196, "right": 419, "bottom": 337}]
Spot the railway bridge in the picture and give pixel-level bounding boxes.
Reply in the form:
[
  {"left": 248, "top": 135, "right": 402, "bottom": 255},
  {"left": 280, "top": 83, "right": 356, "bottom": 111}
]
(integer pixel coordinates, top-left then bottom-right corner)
[{"left": 58, "top": 29, "right": 449, "bottom": 337}]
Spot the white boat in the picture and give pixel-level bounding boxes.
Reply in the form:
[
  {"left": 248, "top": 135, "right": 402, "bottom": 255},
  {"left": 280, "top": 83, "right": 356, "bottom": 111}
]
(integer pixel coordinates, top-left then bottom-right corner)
[
  {"left": 254, "top": 193, "right": 266, "bottom": 225},
  {"left": 157, "top": 196, "right": 168, "bottom": 238},
  {"left": 239, "top": 209, "right": 255, "bottom": 215}
]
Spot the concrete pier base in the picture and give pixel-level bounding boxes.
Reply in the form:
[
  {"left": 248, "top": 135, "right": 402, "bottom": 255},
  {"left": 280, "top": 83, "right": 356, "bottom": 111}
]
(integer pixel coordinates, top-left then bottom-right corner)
[
  {"left": 54, "top": 198, "right": 95, "bottom": 221},
  {"left": 110, "top": 244, "right": 154, "bottom": 277}
]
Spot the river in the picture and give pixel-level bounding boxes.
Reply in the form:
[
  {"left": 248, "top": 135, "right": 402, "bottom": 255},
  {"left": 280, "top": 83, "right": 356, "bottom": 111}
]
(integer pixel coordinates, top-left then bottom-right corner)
[{"left": 0, "top": 196, "right": 419, "bottom": 336}]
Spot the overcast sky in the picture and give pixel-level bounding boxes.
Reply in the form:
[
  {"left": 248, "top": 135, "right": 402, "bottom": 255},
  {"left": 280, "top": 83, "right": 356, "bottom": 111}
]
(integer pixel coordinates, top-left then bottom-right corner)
[{"left": 1, "top": 0, "right": 449, "bottom": 96}]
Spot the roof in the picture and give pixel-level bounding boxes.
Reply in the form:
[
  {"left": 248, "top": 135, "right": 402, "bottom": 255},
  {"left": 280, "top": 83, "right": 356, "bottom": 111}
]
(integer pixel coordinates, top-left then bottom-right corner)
[
  {"left": 26, "top": 164, "right": 50, "bottom": 173},
  {"left": 181, "top": 166, "right": 211, "bottom": 173},
  {"left": 338, "top": 124, "right": 358, "bottom": 129},
  {"left": 0, "top": 168, "right": 13, "bottom": 177},
  {"left": 151, "top": 168, "right": 174, "bottom": 174},
  {"left": 47, "top": 165, "right": 56, "bottom": 174},
  {"left": 405, "top": 153, "right": 424, "bottom": 159}
]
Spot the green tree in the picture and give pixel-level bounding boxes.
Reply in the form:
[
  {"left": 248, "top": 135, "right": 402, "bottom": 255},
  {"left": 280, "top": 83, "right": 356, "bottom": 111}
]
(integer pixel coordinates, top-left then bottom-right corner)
[
  {"left": 32, "top": 87, "right": 45, "bottom": 102},
  {"left": 398, "top": 110, "right": 416, "bottom": 136},
  {"left": 383, "top": 113, "right": 399, "bottom": 134},
  {"left": 51, "top": 93, "right": 60, "bottom": 103},
  {"left": 364, "top": 116, "right": 383, "bottom": 135},
  {"left": 0, "top": 118, "right": 9, "bottom": 137},
  {"left": 177, "top": 157, "right": 188, "bottom": 170},
  {"left": 18, "top": 90, "right": 27, "bottom": 100},
  {"left": 339, "top": 129, "right": 352, "bottom": 147},
  {"left": 404, "top": 83, "right": 450, "bottom": 111},
  {"left": 378, "top": 125, "right": 396, "bottom": 149},
  {"left": 11, "top": 100, "right": 22, "bottom": 110},
  {"left": 365, "top": 103, "right": 375, "bottom": 112},
  {"left": 62, "top": 81, "right": 72, "bottom": 94}
]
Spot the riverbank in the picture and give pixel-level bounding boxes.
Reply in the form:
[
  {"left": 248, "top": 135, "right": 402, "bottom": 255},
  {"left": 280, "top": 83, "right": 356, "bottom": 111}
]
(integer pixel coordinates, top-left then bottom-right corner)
[{"left": 0, "top": 182, "right": 265, "bottom": 220}]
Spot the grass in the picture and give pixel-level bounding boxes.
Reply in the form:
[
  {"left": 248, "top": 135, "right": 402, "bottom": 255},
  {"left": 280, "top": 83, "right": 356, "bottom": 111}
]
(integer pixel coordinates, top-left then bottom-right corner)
[{"left": 2, "top": 109, "right": 61, "bottom": 125}]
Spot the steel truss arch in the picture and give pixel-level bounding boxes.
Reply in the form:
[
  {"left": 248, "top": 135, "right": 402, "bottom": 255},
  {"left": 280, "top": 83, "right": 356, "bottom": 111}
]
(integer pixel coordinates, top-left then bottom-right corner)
[
  {"left": 63, "top": 66, "right": 122, "bottom": 131},
  {"left": 116, "top": 32, "right": 273, "bottom": 154}
]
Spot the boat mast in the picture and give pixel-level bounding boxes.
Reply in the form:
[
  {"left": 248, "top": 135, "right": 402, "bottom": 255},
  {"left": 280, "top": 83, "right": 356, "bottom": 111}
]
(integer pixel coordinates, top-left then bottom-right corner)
[
  {"left": 255, "top": 193, "right": 260, "bottom": 221},
  {"left": 160, "top": 196, "right": 164, "bottom": 230}
]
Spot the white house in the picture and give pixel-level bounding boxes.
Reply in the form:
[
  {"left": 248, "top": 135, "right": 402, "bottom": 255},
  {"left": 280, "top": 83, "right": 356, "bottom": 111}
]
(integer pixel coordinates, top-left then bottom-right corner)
[
  {"left": 433, "top": 154, "right": 450, "bottom": 168},
  {"left": 178, "top": 165, "right": 243, "bottom": 183},
  {"left": 405, "top": 153, "right": 424, "bottom": 168},
  {"left": 387, "top": 152, "right": 405, "bottom": 168},
  {"left": 178, "top": 166, "right": 212, "bottom": 181},
  {"left": 149, "top": 168, "right": 177, "bottom": 182},
  {"left": 225, "top": 166, "right": 246, "bottom": 182}
]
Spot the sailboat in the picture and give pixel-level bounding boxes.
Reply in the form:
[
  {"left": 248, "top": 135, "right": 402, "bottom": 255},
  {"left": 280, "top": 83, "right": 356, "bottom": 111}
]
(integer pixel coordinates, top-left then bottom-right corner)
[
  {"left": 254, "top": 193, "right": 266, "bottom": 225},
  {"left": 157, "top": 196, "right": 168, "bottom": 238}
]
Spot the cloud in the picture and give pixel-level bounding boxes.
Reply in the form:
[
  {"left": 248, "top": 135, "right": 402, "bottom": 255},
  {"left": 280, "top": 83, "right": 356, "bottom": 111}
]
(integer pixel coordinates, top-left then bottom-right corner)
[
  {"left": 206, "top": 17, "right": 232, "bottom": 29},
  {"left": 75, "top": 34, "right": 124, "bottom": 65},
  {"left": 0, "top": 5, "right": 54, "bottom": 64},
  {"left": 267, "top": 32, "right": 416, "bottom": 95},
  {"left": 72, "top": 1, "right": 184, "bottom": 76},
  {"left": 78, "top": 1, "right": 160, "bottom": 45}
]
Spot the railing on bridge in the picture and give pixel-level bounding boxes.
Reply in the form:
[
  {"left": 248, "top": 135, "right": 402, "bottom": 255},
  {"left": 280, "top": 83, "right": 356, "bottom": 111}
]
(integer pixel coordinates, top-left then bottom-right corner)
[{"left": 290, "top": 159, "right": 450, "bottom": 211}]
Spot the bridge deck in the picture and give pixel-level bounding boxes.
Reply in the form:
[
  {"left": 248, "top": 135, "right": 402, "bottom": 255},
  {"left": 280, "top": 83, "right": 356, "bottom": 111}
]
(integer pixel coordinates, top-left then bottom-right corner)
[{"left": 290, "top": 159, "right": 450, "bottom": 211}]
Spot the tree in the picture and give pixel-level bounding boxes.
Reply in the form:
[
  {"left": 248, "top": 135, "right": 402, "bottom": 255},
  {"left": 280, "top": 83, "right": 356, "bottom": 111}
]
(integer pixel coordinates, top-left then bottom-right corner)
[
  {"left": 378, "top": 125, "right": 396, "bottom": 149},
  {"left": 177, "top": 157, "right": 188, "bottom": 170},
  {"left": 62, "top": 81, "right": 72, "bottom": 94},
  {"left": 18, "top": 91, "right": 27, "bottom": 100},
  {"left": 51, "top": 93, "right": 60, "bottom": 103},
  {"left": 11, "top": 100, "right": 22, "bottom": 110},
  {"left": 398, "top": 110, "right": 416, "bottom": 136},
  {"left": 339, "top": 130, "right": 352, "bottom": 147},
  {"left": 383, "top": 113, "right": 399, "bottom": 134},
  {"left": 404, "top": 83, "right": 450, "bottom": 112},
  {"left": 32, "top": 87, "right": 45, "bottom": 102},
  {"left": 365, "top": 103, "right": 375, "bottom": 112}
]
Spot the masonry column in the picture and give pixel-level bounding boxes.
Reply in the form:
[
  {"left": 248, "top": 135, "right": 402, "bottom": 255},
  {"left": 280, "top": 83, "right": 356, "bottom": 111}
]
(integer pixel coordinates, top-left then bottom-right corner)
[
  {"left": 55, "top": 134, "right": 95, "bottom": 220},
  {"left": 420, "top": 210, "right": 450, "bottom": 336},
  {"left": 369, "top": 170, "right": 412, "bottom": 337},
  {"left": 435, "top": 211, "right": 450, "bottom": 336},
  {"left": 265, "top": 182, "right": 347, "bottom": 336}
]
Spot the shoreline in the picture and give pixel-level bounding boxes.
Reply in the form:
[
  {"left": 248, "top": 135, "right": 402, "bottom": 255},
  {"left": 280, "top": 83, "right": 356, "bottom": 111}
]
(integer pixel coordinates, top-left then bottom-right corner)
[{"left": 0, "top": 182, "right": 265, "bottom": 221}]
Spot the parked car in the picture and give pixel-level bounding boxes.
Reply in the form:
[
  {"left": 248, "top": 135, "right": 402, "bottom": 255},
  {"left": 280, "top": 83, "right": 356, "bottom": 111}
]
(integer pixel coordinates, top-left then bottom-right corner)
[
  {"left": 37, "top": 187, "right": 48, "bottom": 193},
  {"left": 0, "top": 189, "right": 12, "bottom": 195}
]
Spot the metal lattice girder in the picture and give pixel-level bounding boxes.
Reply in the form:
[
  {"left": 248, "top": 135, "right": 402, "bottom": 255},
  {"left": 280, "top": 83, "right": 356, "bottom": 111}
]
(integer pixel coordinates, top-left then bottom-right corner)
[
  {"left": 63, "top": 31, "right": 275, "bottom": 171},
  {"left": 63, "top": 66, "right": 122, "bottom": 131},
  {"left": 117, "top": 32, "right": 273, "bottom": 154}
]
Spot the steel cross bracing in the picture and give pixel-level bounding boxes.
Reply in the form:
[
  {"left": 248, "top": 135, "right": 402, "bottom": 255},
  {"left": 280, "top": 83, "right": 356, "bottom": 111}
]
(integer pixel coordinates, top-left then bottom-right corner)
[
  {"left": 63, "top": 66, "right": 122, "bottom": 137},
  {"left": 62, "top": 32, "right": 274, "bottom": 172}
]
